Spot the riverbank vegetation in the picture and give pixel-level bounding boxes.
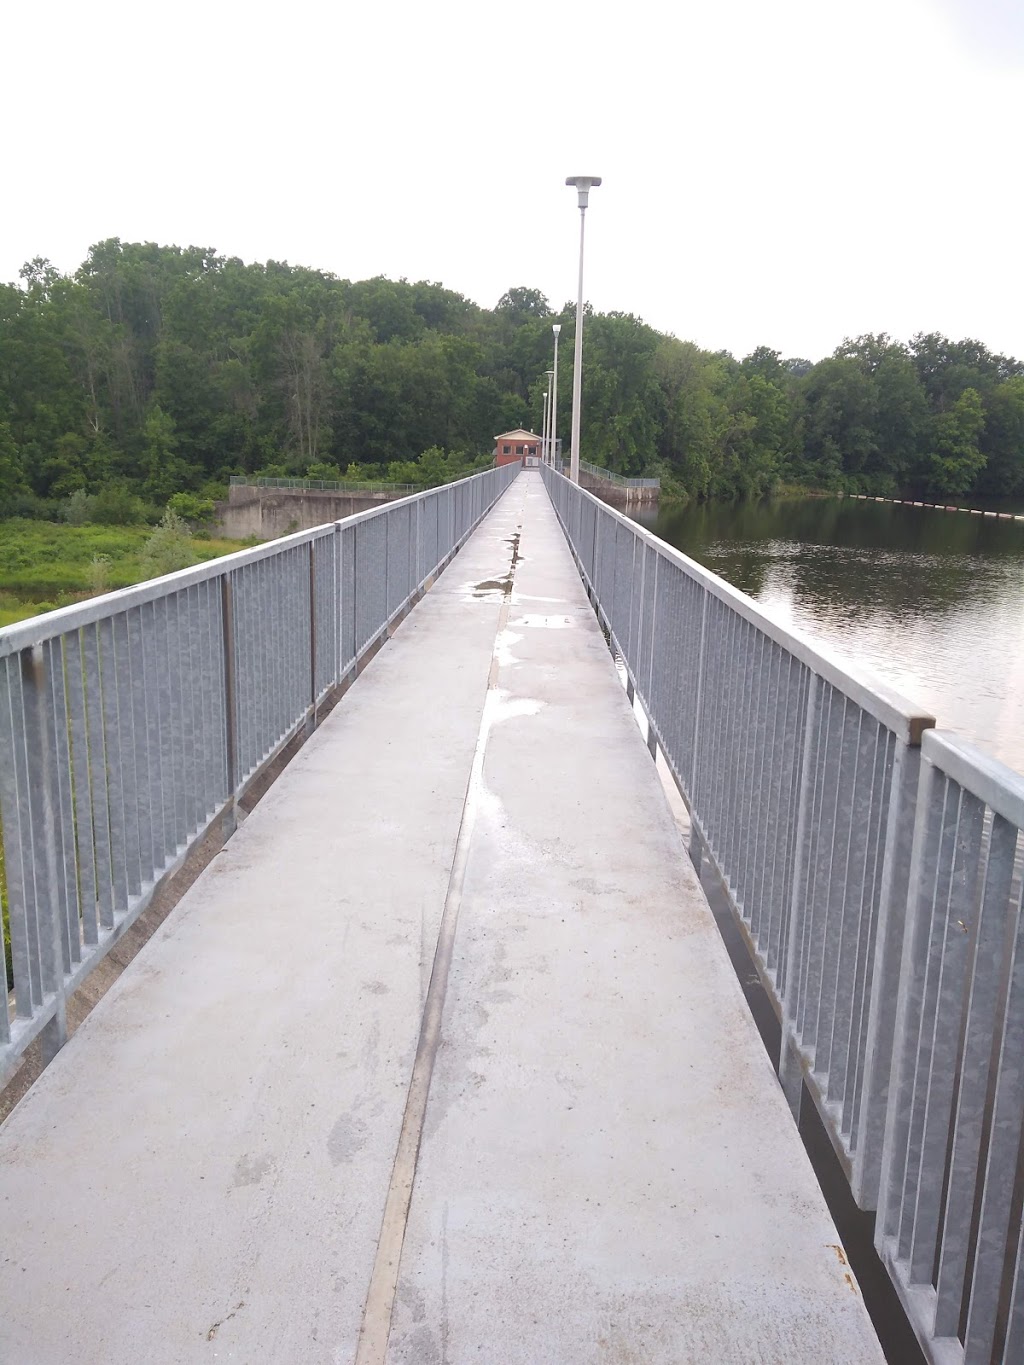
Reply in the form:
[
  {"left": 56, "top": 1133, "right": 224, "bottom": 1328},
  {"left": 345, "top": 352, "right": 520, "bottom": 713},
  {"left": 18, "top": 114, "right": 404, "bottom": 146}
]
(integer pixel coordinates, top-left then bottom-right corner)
[
  {"left": 2, "top": 242, "right": 1023, "bottom": 511},
  {"left": 0, "top": 518, "right": 250, "bottom": 627}
]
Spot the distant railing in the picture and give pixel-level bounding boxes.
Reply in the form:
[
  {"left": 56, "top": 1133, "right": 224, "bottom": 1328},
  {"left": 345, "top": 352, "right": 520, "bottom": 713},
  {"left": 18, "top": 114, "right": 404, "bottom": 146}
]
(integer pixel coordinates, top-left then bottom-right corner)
[
  {"left": 578, "top": 459, "right": 660, "bottom": 490},
  {"left": 229, "top": 475, "right": 416, "bottom": 495},
  {"left": 540, "top": 463, "right": 1024, "bottom": 1365},
  {"left": 0, "top": 464, "right": 519, "bottom": 1083}
]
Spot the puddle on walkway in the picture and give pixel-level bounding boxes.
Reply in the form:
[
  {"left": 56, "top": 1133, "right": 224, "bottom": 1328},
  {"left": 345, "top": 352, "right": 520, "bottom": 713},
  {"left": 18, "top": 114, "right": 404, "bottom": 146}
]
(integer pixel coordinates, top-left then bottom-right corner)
[
  {"left": 513, "top": 614, "right": 574, "bottom": 630},
  {"left": 473, "top": 578, "right": 513, "bottom": 598},
  {"left": 472, "top": 531, "right": 522, "bottom": 599}
]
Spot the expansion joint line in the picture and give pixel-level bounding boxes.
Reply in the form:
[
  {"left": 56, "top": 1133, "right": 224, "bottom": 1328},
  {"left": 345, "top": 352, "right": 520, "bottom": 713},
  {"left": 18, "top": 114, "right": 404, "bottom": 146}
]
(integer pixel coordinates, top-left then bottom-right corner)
[{"left": 353, "top": 508, "right": 523, "bottom": 1365}]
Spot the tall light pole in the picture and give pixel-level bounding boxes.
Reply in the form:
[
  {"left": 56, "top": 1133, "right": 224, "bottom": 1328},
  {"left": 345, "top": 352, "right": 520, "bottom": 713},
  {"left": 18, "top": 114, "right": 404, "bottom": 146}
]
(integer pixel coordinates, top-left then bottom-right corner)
[
  {"left": 565, "top": 175, "right": 601, "bottom": 485},
  {"left": 544, "top": 369, "right": 554, "bottom": 465},
  {"left": 551, "top": 324, "right": 561, "bottom": 470}
]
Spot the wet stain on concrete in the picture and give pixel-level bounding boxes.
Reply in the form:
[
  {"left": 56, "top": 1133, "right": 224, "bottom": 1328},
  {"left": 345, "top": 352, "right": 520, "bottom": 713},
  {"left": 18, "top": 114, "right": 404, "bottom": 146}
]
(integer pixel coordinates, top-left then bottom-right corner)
[
  {"left": 327, "top": 1111, "right": 369, "bottom": 1165},
  {"left": 232, "top": 1154, "right": 272, "bottom": 1188}
]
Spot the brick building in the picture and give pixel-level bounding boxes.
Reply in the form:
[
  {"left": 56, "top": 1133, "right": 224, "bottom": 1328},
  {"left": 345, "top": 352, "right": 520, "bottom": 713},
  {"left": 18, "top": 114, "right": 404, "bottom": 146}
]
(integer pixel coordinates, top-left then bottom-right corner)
[{"left": 493, "top": 429, "right": 542, "bottom": 468}]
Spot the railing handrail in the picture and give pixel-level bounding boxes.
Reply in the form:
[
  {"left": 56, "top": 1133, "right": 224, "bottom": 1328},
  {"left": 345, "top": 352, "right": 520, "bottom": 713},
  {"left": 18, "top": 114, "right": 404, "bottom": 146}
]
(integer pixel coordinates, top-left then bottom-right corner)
[
  {"left": 229, "top": 475, "right": 417, "bottom": 494},
  {"left": 920, "top": 727, "right": 1024, "bottom": 828}
]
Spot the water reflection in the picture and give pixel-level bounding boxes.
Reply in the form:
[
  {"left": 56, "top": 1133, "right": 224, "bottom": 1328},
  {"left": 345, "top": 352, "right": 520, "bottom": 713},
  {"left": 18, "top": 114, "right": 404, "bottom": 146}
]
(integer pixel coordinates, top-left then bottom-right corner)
[{"left": 637, "top": 497, "right": 1024, "bottom": 774}]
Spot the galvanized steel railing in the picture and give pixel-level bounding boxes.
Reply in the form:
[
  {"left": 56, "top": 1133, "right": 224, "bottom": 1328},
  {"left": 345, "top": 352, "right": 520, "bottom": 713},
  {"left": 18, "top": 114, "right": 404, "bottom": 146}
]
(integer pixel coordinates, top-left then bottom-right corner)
[
  {"left": 877, "top": 730, "right": 1024, "bottom": 1364},
  {"left": 229, "top": 475, "right": 417, "bottom": 494},
  {"left": 0, "top": 464, "right": 518, "bottom": 1082},
  {"left": 540, "top": 462, "right": 931, "bottom": 1208},
  {"left": 578, "top": 459, "right": 660, "bottom": 490},
  {"left": 540, "top": 464, "right": 1024, "bottom": 1365}
]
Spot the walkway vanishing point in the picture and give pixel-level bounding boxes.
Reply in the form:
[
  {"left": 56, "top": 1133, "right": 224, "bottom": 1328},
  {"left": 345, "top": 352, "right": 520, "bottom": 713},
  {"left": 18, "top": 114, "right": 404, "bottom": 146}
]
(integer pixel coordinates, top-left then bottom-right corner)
[{"left": 0, "top": 473, "right": 886, "bottom": 1362}]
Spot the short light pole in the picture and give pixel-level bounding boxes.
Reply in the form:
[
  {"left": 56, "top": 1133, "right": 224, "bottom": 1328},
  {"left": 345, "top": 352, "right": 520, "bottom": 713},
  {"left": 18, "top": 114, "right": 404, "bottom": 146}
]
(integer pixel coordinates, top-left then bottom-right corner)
[
  {"left": 541, "top": 389, "right": 549, "bottom": 467},
  {"left": 565, "top": 175, "right": 601, "bottom": 484},
  {"left": 551, "top": 324, "right": 561, "bottom": 470}
]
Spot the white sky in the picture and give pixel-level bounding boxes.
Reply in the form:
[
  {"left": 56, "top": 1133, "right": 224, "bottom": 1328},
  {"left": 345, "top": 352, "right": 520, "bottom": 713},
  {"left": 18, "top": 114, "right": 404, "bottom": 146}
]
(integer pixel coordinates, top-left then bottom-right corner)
[{"left": 2, "top": 0, "right": 1021, "bottom": 362}]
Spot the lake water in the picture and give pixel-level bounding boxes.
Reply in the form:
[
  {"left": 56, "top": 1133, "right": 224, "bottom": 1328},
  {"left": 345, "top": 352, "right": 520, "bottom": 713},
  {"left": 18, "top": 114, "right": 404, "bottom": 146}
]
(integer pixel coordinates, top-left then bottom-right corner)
[{"left": 634, "top": 497, "right": 1024, "bottom": 776}]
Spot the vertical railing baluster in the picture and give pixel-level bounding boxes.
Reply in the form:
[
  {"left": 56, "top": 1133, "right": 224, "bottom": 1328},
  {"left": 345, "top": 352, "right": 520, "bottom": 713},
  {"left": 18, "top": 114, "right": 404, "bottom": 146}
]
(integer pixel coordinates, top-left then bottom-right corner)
[
  {"left": 221, "top": 573, "right": 238, "bottom": 825},
  {"left": 0, "top": 655, "right": 37, "bottom": 1022},
  {"left": 22, "top": 645, "right": 69, "bottom": 1061}
]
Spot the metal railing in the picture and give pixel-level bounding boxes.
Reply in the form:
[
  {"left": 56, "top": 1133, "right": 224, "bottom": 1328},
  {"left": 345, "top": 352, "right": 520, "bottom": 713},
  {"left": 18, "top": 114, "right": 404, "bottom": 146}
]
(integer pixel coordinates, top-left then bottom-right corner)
[
  {"left": 541, "top": 461, "right": 931, "bottom": 1205},
  {"left": 229, "top": 475, "right": 416, "bottom": 495},
  {"left": 578, "top": 459, "right": 660, "bottom": 490},
  {"left": 877, "top": 730, "right": 1024, "bottom": 1364},
  {"left": 540, "top": 464, "right": 1024, "bottom": 1365},
  {"left": 0, "top": 464, "right": 519, "bottom": 1082}
]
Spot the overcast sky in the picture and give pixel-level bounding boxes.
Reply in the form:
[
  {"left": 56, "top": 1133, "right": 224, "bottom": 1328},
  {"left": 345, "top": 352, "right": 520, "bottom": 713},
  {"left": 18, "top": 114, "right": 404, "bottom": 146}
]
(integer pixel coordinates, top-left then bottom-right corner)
[{"left": 3, "top": 0, "right": 1021, "bottom": 362}]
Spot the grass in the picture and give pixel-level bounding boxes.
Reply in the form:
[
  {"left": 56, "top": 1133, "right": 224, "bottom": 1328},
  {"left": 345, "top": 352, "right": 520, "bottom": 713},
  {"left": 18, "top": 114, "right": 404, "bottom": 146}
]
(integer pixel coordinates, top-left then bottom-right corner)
[{"left": 0, "top": 519, "right": 254, "bottom": 627}]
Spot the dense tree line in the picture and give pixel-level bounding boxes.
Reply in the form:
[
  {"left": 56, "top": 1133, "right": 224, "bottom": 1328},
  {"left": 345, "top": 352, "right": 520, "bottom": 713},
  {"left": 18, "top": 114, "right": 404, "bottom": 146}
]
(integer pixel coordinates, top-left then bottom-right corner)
[{"left": 1, "top": 240, "right": 1022, "bottom": 518}]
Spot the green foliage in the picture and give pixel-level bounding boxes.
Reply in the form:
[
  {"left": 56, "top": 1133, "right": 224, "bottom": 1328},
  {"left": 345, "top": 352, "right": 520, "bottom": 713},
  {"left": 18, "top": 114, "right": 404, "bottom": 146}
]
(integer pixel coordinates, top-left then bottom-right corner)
[
  {"left": 167, "top": 490, "right": 216, "bottom": 526},
  {"left": 140, "top": 509, "right": 194, "bottom": 579},
  {"left": 386, "top": 446, "right": 489, "bottom": 488},
  {"left": 0, "top": 520, "right": 246, "bottom": 625},
  {"left": 63, "top": 489, "right": 93, "bottom": 524},
  {"left": 0, "top": 422, "right": 27, "bottom": 514},
  {"left": 90, "top": 484, "right": 148, "bottom": 525},
  {"left": 0, "top": 240, "right": 1020, "bottom": 508},
  {"left": 928, "top": 388, "right": 987, "bottom": 496},
  {"left": 88, "top": 553, "right": 113, "bottom": 595}
]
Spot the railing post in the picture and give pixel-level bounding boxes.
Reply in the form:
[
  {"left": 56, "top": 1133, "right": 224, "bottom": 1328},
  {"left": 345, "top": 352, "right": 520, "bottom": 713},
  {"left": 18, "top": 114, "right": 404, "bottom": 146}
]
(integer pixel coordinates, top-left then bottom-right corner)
[
  {"left": 335, "top": 523, "right": 343, "bottom": 687},
  {"left": 689, "top": 590, "right": 710, "bottom": 802},
  {"left": 308, "top": 540, "right": 317, "bottom": 733},
  {"left": 852, "top": 737, "right": 924, "bottom": 1208},
  {"left": 220, "top": 575, "right": 238, "bottom": 826}
]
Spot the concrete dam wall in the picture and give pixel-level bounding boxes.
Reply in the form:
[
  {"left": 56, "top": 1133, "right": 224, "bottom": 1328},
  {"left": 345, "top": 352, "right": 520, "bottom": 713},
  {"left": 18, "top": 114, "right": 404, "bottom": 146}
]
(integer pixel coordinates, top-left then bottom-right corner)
[{"left": 217, "top": 484, "right": 404, "bottom": 539}]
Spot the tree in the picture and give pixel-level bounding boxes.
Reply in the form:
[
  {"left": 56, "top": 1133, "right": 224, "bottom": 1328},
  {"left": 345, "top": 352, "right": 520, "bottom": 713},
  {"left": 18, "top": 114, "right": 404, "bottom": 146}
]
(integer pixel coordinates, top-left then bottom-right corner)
[
  {"left": 1, "top": 236, "right": 1021, "bottom": 514},
  {"left": 0, "top": 422, "right": 26, "bottom": 511},
  {"left": 141, "top": 403, "right": 187, "bottom": 503},
  {"left": 978, "top": 377, "right": 1024, "bottom": 496},
  {"left": 928, "top": 388, "right": 986, "bottom": 495},
  {"left": 495, "top": 287, "right": 551, "bottom": 321},
  {"left": 798, "top": 357, "right": 878, "bottom": 487}
]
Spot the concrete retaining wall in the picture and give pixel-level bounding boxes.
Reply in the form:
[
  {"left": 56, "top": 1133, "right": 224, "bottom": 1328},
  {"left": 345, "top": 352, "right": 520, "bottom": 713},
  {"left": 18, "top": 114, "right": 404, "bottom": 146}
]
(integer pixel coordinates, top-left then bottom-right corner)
[
  {"left": 579, "top": 474, "right": 659, "bottom": 507},
  {"left": 216, "top": 484, "right": 404, "bottom": 539}
]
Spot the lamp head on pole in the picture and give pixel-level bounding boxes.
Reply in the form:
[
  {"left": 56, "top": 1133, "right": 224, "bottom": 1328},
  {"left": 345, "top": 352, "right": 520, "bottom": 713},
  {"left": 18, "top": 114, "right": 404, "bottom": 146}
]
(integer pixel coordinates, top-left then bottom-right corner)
[
  {"left": 566, "top": 175, "right": 602, "bottom": 209},
  {"left": 552, "top": 323, "right": 561, "bottom": 337}
]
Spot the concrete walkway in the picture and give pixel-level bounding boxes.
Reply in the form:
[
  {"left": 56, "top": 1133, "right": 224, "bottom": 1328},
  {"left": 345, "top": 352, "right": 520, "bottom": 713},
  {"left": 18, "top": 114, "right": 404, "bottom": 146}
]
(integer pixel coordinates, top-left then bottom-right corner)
[{"left": 0, "top": 473, "right": 884, "bottom": 1364}]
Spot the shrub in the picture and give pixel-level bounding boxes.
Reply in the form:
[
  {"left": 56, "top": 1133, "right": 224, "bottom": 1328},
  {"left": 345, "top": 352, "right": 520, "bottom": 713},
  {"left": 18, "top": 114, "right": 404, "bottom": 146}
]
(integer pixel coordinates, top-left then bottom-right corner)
[
  {"left": 63, "top": 489, "right": 95, "bottom": 525},
  {"left": 88, "top": 554, "right": 113, "bottom": 595},
  {"left": 6, "top": 492, "right": 62, "bottom": 521},
  {"left": 167, "top": 491, "right": 216, "bottom": 527},
  {"left": 91, "top": 484, "right": 146, "bottom": 526},
  {"left": 140, "top": 509, "right": 195, "bottom": 579}
]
